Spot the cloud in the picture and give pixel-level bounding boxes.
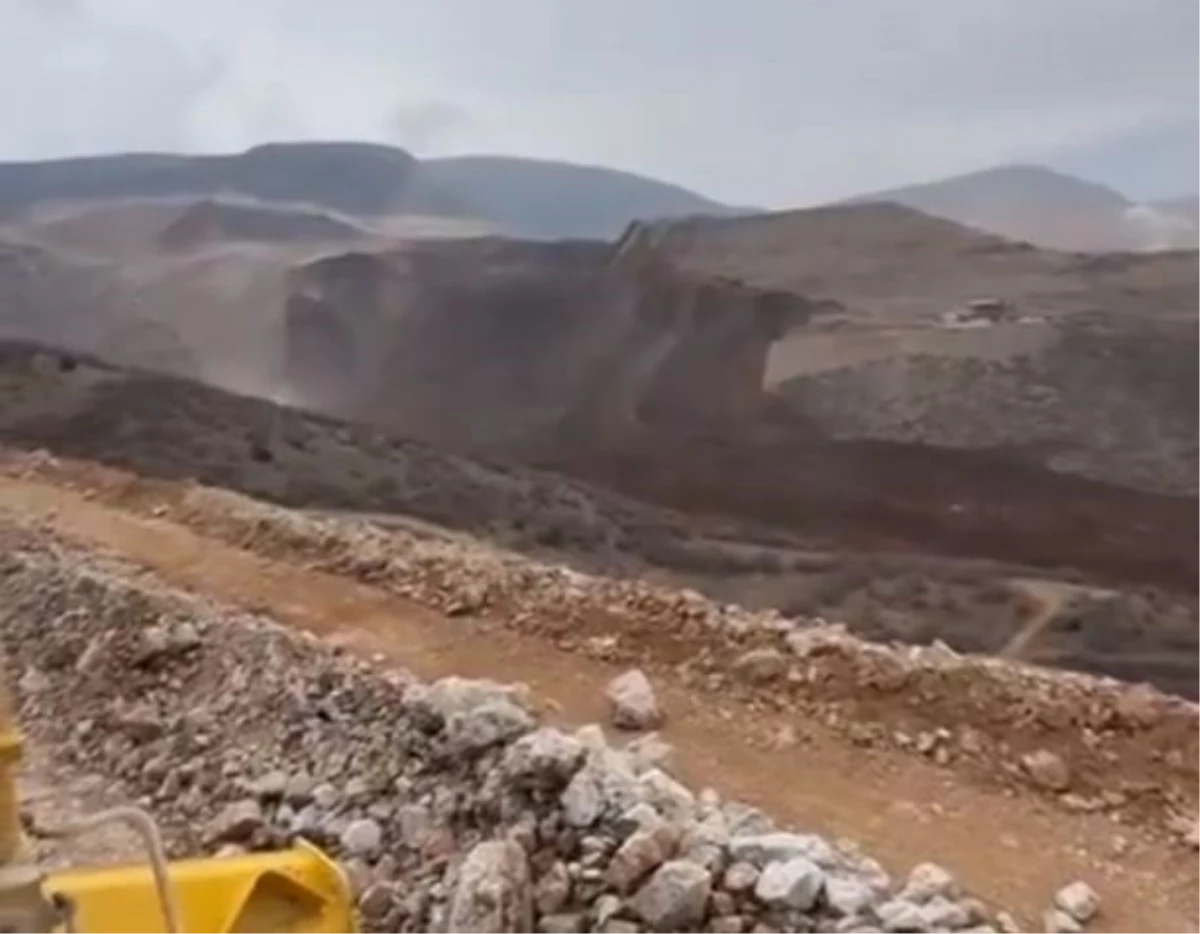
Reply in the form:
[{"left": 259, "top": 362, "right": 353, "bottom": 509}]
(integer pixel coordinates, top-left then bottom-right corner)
[
  {"left": 3, "top": 0, "right": 224, "bottom": 155},
  {"left": 1, "top": 0, "right": 1194, "bottom": 204}
]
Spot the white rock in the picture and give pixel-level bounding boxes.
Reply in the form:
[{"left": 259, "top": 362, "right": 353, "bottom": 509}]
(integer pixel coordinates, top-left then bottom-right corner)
[
  {"left": 1043, "top": 909, "right": 1083, "bottom": 933},
  {"left": 733, "top": 646, "right": 788, "bottom": 683},
  {"left": 1021, "top": 749, "right": 1071, "bottom": 791},
  {"left": 19, "top": 667, "right": 49, "bottom": 694},
  {"left": 407, "top": 676, "right": 530, "bottom": 724},
  {"left": 252, "top": 770, "right": 288, "bottom": 800},
  {"left": 1053, "top": 881, "right": 1099, "bottom": 923},
  {"left": 447, "top": 840, "right": 532, "bottom": 933},
  {"left": 534, "top": 861, "right": 572, "bottom": 914},
  {"left": 875, "top": 898, "right": 930, "bottom": 932},
  {"left": 396, "top": 802, "right": 432, "bottom": 845},
  {"left": 994, "top": 910, "right": 1021, "bottom": 933},
  {"left": 753, "top": 857, "right": 825, "bottom": 910},
  {"left": 606, "top": 669, "right": 664, "bottom": 730},
  {"left": 561, "top": 769, "right": 604, "bottom": 828},
  {"left": 824, "top": 874, "right": 876, "bottom": 917},
  {"left": 629, "top": 859, "right": 712, "bottom": 931},
  {"left": 614, "top": 802, "right": 665, "bottom": 838},
  {"left": 444, "top": 698, "right": 535, "bottom": 754},
  {"left": 340, "top": 818, "right": 383, "bottom": 857},
  {"left": 721, "top": 862, "right": 759, "bottom": 894},
  {"left": 207, "top": 799, "right": 263, "bottom": 844},
  {"left": 560, "top": 749, "right": 641, "bottom": 828},
  {"left": 680, "top": 812, "right": 730, "bottom": 871},
  {"left": 574, "top": 723, "right": 609, "bottom": 750},
  {"left": 923, "top": 895, "right": 972, "bottom": 929},
  {"left": 901, "top": 862, "right": 959, "bottom": 903},
  {"left": 728, "top": 832, "right": 839, "bottom": 868},
  {"left": 283, "top": 771, "right": 315, "bottom": 804},
  {"left": 637, "top": 768, "right": 696, "bottom": 822},
  {"left": 606, "top": 822, "right": 680, "bottom": 893},
  {"left": 502, "top": 727, "right": 585, "bottom": 786}
]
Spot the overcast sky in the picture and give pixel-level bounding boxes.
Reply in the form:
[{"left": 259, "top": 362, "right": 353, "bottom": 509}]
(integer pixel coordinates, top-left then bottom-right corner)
[{"left": 5, "top": 0, "right": 1197, "bottom": 205}]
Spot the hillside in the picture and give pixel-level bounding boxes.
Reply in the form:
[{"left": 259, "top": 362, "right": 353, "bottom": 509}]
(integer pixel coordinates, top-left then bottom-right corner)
[
  {"left": 0, "top": 338, "right": 1194, "bottom": 687},
  {"left": 1, "top": 193, "right": 1195, "bottom": 499},
  {"left": 0, "top": 154, "right": 1197, "bottom": 929},
  {"left": 846, "top": 164, "right": 1199, "bottom": 252},
  {"left": 642, "top": 201, "right": 1196, "bottom": 321},
  {"left": 0, "top": 143, "right": 744, "bottom": 241},
  {"left": 3, "top": 443, "right": 1195, "bottom": 933},
  {"left": 642, "top": 205, "right": 1197, "bottom": 494},
  {"left": 420, "top": 155, "right": 747, "bottom": 239},
  {"left": 0, "top": 142, "right": 471, "bottom": 219}
]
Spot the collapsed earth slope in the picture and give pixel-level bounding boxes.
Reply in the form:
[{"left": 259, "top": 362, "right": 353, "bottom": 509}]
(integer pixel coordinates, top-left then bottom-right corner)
[
  {"left": 282, "top": 230, "right": 817, "bottom": 451},
  {"left": 4, "top": 184, "right": 1194, "bottom": 494},
  {"left": 0, "top": 340, "right": 1194, "bottom": 700}
]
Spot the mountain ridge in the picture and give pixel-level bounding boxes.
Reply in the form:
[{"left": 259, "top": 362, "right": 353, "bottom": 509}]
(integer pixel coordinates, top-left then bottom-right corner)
[
  {"left": 0, "top": 141, "right": 737, "bottom": 241},
  {"left": 845, "top": 163, "right": 1198, "bottom": 251},
  {"left": 4, "top": 141, "right": 1194, "bottom": 250}
]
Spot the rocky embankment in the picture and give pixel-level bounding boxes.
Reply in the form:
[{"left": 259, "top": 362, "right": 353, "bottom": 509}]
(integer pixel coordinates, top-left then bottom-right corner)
[{"left": 3, "top": 518, "right": 1111, "bottom": 933}]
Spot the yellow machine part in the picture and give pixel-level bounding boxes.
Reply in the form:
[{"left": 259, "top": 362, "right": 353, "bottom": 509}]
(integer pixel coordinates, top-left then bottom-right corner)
[
  {"left": 43, "top": 840, "right": 357, "bottom": 933},
  {"left": 0, "top": 682, "right": 356, "bottom": 933}
]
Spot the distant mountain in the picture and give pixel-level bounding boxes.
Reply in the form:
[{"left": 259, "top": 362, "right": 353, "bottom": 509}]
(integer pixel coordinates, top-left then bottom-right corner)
[
  {"left": 0, "top": 142, "right": 471, "bottom": 220},
  {"left": 420, "top": 155, "right": 748, "bottom": 239},
  {"left": 0, "top": 143, "right": 746, "bottom": 242},
  {"left": 845, "top": 164, "right": 1198, "bottom": 252}
]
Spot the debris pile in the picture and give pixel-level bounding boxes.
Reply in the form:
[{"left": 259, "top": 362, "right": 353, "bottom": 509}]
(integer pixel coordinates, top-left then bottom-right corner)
[{"left": 0, "top": 523, "right": 1108, "bottom": 932}]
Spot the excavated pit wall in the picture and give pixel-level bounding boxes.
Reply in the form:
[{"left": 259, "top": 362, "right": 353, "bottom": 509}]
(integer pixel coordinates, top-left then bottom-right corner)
[
  {"left": 2, "top": 518, "right": 1020, "bottom": 934},
  {"left": 281, "top": 237, "right": 817, "bottom": 452}
]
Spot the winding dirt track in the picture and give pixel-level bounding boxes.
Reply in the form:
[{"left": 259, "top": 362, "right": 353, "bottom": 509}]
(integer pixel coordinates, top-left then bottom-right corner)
[{"left": 1, "top": 473, "right": 1196, "bottom": 933}]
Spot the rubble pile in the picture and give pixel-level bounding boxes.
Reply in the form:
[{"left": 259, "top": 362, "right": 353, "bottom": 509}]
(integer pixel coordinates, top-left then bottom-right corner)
[
  {"left": 156, "top": 482, "right": 1198, "bottom": 818},
  {"left": 0, "top": 523, "right": 1083, "bottom": 933}
]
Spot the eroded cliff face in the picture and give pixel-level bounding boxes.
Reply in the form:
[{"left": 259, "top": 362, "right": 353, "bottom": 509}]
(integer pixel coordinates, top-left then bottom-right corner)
[{"left": 281, "top": 227, "right": 820, "bottom": 453}]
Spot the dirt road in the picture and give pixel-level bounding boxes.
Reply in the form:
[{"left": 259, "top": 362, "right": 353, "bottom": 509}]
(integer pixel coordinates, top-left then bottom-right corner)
[{"left": 0, "top": 474, "right": 1195, "bottom": 932}]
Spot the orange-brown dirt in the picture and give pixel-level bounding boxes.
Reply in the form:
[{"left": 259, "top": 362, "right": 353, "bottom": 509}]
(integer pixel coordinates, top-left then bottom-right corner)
[{"left": 0, "top": 457, "right": 1194, "bottom": 933}]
